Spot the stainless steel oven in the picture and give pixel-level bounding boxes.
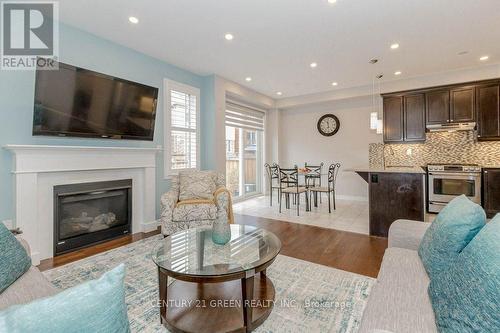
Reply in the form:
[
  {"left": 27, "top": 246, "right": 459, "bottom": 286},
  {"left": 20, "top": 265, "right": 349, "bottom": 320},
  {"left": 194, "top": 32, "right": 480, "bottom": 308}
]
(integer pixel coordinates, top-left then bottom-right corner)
[{"left": 427, "top": 164, "right": 481, "bottom": 213}]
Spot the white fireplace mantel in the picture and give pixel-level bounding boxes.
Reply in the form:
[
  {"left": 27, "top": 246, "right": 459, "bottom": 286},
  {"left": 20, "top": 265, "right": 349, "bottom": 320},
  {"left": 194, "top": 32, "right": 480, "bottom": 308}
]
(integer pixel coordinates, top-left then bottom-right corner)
[{"left": 4, "top": 144, "right": 161, "bottom": 264}]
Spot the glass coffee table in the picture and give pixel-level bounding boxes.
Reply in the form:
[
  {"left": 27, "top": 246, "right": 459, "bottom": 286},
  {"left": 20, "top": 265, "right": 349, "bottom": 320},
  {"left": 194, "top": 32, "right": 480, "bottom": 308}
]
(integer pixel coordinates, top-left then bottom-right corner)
[{"left": 152, "top": 224, "right": 281, "bottom": 333}]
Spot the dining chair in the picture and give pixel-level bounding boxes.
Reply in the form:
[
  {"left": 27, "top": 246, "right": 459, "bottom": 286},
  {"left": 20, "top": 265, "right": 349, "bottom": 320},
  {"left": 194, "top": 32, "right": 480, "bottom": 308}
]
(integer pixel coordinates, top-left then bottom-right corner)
[
  {"left": 309, "top": 163, "right": 341, "bottom": 213},
  {"left": 304, "top": 162, "right": 323, "bottom": 202},
  {"left": 264, "top": 163, "right": 281, "bottom": 206},
  {"left": 278, "top": 166, "right": 308, "bottom": 216}
]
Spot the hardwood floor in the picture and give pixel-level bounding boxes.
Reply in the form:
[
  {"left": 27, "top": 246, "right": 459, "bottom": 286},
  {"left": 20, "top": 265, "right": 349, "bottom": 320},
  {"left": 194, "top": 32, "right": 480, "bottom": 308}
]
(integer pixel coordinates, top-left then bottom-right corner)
[
  {"left": 38, "top": 215, "right": 388, "bottom": 278},
  {"left": 37, "top": 229, "right": 161, "bottom": 271},
  {"left": 236, "top": 214, "right": 387, "bottom": 278}
]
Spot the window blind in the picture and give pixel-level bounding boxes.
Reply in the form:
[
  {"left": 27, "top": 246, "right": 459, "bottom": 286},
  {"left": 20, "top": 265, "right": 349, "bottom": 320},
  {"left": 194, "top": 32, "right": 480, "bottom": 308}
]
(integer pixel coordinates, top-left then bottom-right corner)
[
  {"left": 225, "top": 101, "right": 265, "bottom": 131},
  {"left": 170, "top": 88, "right": 197, "bottom": 170}
]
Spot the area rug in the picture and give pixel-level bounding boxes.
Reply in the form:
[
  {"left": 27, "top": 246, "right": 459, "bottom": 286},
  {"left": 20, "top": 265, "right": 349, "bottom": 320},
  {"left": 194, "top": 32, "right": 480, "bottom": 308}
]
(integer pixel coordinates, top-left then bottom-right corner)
[{"left": 43, "top": 234, "right": 374, "bottom": 333}]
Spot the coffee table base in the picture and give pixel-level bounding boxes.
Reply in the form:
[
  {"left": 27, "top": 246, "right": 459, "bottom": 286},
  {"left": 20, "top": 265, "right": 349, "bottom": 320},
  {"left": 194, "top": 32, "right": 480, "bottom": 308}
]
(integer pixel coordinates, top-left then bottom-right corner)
[{"left": 161, "top": 274, "right": 275, "bottom": 333}]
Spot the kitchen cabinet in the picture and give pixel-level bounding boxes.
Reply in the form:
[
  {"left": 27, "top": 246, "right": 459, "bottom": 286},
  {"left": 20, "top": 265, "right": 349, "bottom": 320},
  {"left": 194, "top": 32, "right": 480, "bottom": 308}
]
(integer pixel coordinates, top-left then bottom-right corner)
[
  {"left": 476, "top": 84, "right": 500, "bottom": 140},
  {"left": 383, "top": 95, "right": 425, "bottom": 143},
  {"left": 404, "top": 94, "right": 426, "bottom": 141},
  {"left": 450, "top": 86, "right": 475, "bottom": 122},
  {"left": 482, "top": 168, "right": 500, "bottom": 218},
  {"left": 384, "top": 78, "right": 500, "bottom": 141},
  {"left": 425, "top": 87, "right": 475, "bottom": 125},
  {"left": 383, "top": 96, "right": 404, "bottom": 142},
  {"left": 426, "top": 90, "right": 450, "bottom": 125}
]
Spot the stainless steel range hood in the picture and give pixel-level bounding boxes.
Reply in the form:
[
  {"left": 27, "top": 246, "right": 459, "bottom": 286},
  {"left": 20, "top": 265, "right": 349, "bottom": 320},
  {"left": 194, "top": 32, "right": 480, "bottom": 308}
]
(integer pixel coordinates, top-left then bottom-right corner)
[{"left": 426, "top": 122, "right": 476, "bottom": 132}]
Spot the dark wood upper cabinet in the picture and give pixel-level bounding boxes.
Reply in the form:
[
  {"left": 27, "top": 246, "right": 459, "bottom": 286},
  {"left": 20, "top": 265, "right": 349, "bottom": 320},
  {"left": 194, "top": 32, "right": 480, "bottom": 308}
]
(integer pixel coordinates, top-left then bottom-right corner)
[
  {"left": 476, "top": 84, "right": 500, "bottom": 140},
  {"left": 404, "top": 94, "right": 426, "bottom": 141},
  {"left": 426, "top": 90, "right": 450, "bottom": 125},
  {"left": 483, "top": 168, "right": 500, "bottom": 218},
  {"left": 383, "top": 96, "right": 404, "bottom": 142},
  {"left": 382, "top": 95, "right": 425, "bottom": 143},
  {"left": 425, "top": 86, "right": 475, "bottom": 124},
  {"left": 450, "top": 86, "right": 475, "bottom": 122},
  {"left": 383, "top": 78, "right": 500, "bottom": 142}
]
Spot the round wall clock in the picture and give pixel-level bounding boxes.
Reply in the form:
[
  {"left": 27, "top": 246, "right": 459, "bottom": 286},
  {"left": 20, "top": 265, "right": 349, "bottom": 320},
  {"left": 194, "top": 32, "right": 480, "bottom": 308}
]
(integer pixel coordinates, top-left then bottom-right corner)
[{"left": 317, "top": 114, "right": 340, "bottom": 136}]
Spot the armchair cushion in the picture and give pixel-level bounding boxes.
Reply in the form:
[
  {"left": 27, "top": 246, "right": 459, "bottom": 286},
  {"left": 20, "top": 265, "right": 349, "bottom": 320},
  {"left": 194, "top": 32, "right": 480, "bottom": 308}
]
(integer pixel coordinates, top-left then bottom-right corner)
[
  {"left": 179, "top": 171, "right": 217, "bottom": 201},
  {"left": 173, "top": 202, "right": 217, "bottom": 222}
]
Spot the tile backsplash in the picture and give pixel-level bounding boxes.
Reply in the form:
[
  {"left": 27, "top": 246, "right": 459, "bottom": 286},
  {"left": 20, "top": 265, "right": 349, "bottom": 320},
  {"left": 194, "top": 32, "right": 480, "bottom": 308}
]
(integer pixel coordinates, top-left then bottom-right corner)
[{"left": 369, "top": 131, "right": 500, "bottom": 168}]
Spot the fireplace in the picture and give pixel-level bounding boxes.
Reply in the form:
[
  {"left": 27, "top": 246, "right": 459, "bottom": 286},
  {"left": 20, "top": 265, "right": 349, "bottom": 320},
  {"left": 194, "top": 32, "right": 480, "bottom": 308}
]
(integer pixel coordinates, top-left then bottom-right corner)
[{"left": 54, "top": 179, "right": 132, "bottom": 255}]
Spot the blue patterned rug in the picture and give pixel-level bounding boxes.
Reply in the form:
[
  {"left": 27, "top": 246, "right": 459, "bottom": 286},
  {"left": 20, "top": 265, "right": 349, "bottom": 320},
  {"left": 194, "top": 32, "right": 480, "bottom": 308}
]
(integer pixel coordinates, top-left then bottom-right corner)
[{"left": 43, "top": 234, "right": 374, "bottom": 333}]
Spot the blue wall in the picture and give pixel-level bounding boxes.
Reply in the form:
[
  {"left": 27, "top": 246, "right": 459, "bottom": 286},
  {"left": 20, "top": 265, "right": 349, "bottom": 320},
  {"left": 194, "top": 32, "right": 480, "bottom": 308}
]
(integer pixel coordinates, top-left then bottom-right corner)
[
  {"left": 0, "top": 23, "right": 215, "bottom": 222},
  {"left": 200, "top": 75, "right": 216, "bottom": 170}
]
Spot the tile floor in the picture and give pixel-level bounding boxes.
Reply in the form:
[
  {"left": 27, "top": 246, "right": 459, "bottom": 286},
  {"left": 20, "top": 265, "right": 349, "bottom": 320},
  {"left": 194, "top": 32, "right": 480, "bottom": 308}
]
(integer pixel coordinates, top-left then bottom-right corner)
[{"left": 233, "top": 195, "right": 370, "bottom": 235}]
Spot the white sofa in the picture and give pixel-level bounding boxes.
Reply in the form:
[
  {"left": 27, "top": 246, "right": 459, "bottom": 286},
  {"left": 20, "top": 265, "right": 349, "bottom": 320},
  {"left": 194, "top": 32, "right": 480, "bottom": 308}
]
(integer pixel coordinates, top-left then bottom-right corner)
[
  {"left": 0, "top": 237, "right": 57, "bottom": 311},
  {"left": 359, "top": 219, "right": 437, "bottom": 333}
]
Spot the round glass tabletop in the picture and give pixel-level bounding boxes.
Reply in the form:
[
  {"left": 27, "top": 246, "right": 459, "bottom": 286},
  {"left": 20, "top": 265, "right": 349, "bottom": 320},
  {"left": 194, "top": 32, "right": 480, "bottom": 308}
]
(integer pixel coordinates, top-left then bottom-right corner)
[{"left": 152, "top": 224, "right": 281, "bottom": 277}]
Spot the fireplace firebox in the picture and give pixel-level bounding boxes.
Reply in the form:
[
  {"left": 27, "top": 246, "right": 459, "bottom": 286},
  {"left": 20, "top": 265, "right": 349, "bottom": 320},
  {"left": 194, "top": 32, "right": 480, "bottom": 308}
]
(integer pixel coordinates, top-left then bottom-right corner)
[{"left": 54, "top": 179, "right": 132, "bottom": 255}]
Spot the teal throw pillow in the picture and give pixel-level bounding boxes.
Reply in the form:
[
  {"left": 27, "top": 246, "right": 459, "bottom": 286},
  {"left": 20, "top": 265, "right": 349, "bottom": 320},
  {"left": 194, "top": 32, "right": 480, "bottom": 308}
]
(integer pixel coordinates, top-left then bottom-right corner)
[
  {"left": 418, "top": 195, "right": 486, "bottom": 279},
  {"left": 0, "top": 222, "right": 31, "bottom": 293},
  {"left": 0, "top": 264, "right": 130, "bottom": 333},
  {"left": 428, "top": 215, "right": 500, "bottom": 332}
]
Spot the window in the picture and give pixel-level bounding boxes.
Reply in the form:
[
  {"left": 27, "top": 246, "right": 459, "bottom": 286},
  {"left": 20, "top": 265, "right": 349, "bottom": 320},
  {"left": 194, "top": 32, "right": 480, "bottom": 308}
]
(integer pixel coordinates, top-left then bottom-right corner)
[
  {"left": 164, "top": 79, "right": 200, "bottom": 177},
  {"left": 225, "top": 101, "right": 265, "bottom": 198}
]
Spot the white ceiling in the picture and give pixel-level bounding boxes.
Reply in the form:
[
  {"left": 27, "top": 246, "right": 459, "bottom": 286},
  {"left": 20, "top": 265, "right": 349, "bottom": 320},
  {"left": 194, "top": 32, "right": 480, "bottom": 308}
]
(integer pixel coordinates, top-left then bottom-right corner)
[{"left": 57, "top": 0, "right": 500, "bottom": 98}]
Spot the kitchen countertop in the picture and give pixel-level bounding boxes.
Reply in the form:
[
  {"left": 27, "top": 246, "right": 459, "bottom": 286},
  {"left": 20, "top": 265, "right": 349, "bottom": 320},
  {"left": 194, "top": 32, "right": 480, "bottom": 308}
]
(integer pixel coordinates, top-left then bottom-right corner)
[{"left": 350, "top": 166, "right": 426, "bottom": 174}]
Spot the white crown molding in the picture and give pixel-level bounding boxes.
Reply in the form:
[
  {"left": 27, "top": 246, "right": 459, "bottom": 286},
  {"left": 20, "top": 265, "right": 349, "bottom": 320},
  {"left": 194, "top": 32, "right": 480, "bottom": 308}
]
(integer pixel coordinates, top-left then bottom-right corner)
[{"left": 276, "top": 64, "right": 500, "bottom": 109}]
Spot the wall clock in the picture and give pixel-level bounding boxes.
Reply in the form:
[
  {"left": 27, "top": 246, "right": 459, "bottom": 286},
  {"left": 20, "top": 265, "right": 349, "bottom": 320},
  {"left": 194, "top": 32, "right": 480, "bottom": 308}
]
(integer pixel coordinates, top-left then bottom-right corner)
[{"left": 317, "top": 114, "right": 340, "bottom": 136}]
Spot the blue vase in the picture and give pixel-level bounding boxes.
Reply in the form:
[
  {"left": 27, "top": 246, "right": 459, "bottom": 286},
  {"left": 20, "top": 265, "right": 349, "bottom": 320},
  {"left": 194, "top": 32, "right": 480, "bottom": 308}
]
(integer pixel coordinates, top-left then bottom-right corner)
[{"left": 212, "top": 217, "right": 231, "bottom": 245}]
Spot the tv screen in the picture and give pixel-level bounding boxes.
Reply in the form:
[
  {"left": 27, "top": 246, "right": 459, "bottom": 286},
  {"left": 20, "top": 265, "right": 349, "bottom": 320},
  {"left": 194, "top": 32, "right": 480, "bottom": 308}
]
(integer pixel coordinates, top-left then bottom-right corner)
[{"left": 33, "top": 61, "right": 158, "bottom": 141}]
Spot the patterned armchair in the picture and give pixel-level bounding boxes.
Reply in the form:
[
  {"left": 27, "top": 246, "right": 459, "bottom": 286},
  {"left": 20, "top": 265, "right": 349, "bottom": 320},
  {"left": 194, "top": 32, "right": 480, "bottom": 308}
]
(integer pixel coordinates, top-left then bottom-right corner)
[{"left": 160, "top": 171, "right": 233, "bottom": 236}]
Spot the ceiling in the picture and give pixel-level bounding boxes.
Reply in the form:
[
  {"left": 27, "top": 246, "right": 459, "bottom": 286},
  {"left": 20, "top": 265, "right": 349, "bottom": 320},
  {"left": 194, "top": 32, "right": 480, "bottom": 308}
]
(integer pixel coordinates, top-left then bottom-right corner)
[{"left": 57, "top": 0, "right": 500, "bottom": 98}]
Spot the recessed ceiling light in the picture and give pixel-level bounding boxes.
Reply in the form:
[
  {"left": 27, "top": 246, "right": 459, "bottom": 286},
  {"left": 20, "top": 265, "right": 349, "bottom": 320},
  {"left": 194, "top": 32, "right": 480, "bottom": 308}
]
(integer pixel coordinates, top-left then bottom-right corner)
[
  {"left": 245, "top": 77, "right": 252, "bottom": 82},
  {"left": 128, "top": 16, "right": 139, "bottom": 24},
  {"left": 310, "top": 62, "right": 318, "bottom": 68},
  {"left": 390, "top": 43, "right": 400, "bottom": 49},
  {"left": 276, "top": 92, "right": 283, "bottom": 96},
  {"left": 394, "top": 71, "right": 402, "bottom": 75},
  {"left": 328, "top": 0, "right": 337, "bottom": 4},
  {"left": 332, "top": 82, "right": 338, "bottom": 86},
  {"left": 224, "top": 33, "right": 234, "bottom": 41},
  {"left": 480, "top": 55, "right": 489, "bottom": 61}
]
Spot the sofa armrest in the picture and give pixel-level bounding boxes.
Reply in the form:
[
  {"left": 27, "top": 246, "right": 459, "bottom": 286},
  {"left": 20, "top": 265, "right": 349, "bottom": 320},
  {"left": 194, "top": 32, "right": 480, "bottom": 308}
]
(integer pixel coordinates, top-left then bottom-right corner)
[
  {"left": 15, "top": 236, "right": 31, "bottom": 258},
  {"left": 160, "top": 191, "right": 178, "bottom": 217},
  {"left": 388, "top": 219, "right": 431, "bottom": 251}
]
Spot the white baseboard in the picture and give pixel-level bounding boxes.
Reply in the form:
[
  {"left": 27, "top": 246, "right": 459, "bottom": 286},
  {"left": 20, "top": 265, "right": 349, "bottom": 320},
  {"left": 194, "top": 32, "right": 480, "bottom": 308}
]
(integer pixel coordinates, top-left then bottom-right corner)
[
  {"left": 31, "top": 251, "right": 41, "bottom": 266},
  {"left": 259, "top": 193, "right": 368, "bottom": 202},
  {"left": 336, "top": 194, "right": 368, "bottom": 202},
  {"left": 141, "top": 220, "right": 160, "bottom": 233}
]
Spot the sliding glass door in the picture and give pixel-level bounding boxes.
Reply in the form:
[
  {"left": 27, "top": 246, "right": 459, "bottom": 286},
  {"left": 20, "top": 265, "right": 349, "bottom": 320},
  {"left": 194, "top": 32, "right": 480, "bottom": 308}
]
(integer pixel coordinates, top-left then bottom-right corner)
[{"left": 225, "top": 102, "right": 264, "bottom": 199}]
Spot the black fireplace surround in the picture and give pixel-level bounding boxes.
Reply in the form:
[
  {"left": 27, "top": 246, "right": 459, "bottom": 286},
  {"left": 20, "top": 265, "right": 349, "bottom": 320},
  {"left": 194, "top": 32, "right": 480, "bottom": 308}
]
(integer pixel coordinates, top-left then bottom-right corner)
[{"left": 53, "top": 179, "right": 132, "bottom": 255}]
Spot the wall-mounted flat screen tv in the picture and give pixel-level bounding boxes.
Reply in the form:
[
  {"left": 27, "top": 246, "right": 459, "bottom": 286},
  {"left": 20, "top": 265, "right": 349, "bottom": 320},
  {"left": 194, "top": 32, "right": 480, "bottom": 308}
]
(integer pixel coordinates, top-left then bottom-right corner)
[{"left": 33, "top": 61, "right": 158, "bottom": 141}]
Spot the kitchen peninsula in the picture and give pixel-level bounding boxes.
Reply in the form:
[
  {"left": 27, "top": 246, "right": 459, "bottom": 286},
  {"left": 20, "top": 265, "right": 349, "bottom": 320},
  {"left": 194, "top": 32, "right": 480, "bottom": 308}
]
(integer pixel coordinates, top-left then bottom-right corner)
[{"left": 354, "top": 167, "right": 426, "bottom": 237}]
